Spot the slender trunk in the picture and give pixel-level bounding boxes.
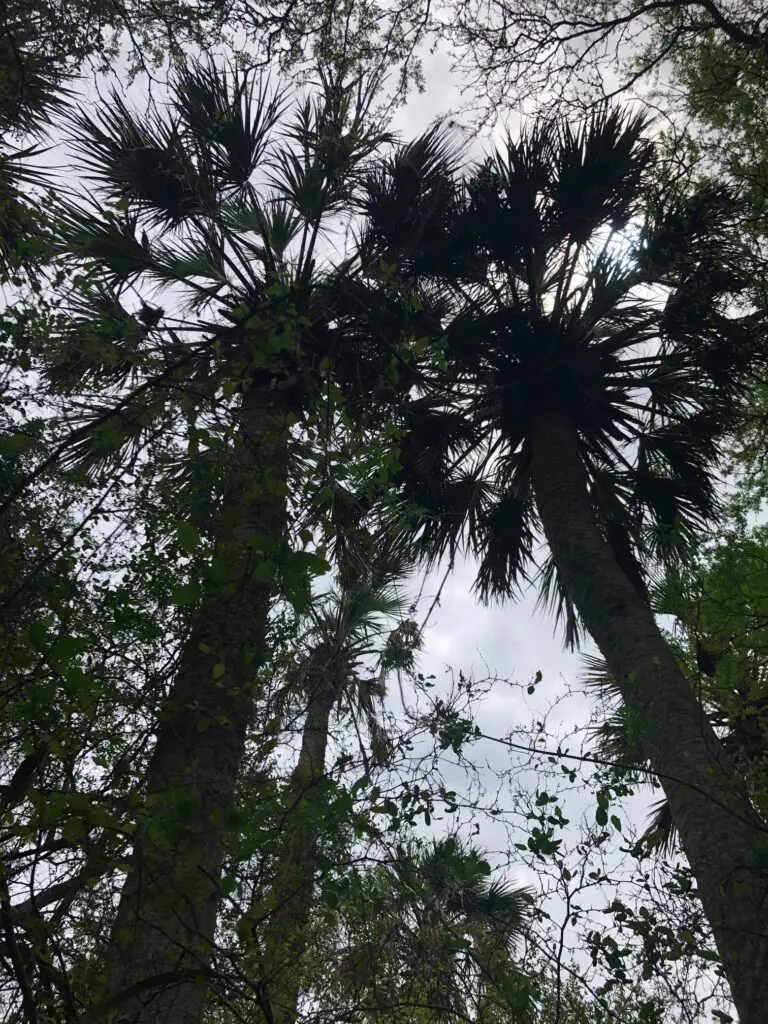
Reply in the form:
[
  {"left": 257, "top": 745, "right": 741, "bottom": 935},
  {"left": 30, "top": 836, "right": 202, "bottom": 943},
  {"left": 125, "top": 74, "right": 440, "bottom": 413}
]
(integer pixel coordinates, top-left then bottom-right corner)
[
  {"left": 101, "top": 382, "right": 291, "bottom": 1024},
  {"left": 294, "top": 684, "right": 334, "bottom": 782},
  {"left": 530, "top": 413, "right": 768, "bottom": 1024},
  {"left": 257, "top": 678, "right": 334, "bottom": 1024}
]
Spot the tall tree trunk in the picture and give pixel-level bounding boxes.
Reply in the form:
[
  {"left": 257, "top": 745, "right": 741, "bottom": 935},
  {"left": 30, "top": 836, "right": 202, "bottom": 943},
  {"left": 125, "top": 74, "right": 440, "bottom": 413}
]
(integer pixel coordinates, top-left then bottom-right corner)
[
  {"left": 294, "top": 675, "right": 334, "bottom": 781},
  {"left": 530, "top": 413, "right": 768, "bottom": 1024},
  {"left": 257, "top": 675, "right": 334, "bottom": 1024},
  {"left": 101, "top": 381, "right": 292, "bottom": 1024}
]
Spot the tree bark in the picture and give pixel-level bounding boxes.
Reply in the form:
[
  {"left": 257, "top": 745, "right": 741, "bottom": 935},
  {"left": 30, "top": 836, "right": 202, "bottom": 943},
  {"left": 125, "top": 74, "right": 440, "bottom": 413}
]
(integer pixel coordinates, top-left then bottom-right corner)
[
  {"left": 101, "top": 380, "right": 291, "bottom": 1024},
  {"left": 257, "top": 676, "right": 334, "bottom": 1024},
  {"left": 530, "top": 413, "right": 768, "bottom": 1024}
]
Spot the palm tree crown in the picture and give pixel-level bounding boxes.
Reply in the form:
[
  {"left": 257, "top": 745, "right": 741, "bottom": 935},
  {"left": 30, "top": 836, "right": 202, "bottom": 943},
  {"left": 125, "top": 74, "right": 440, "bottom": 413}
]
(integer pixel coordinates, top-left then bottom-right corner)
[
  {"left": 361, "top": 108, "right": 765, "bottom": 644},
  {"left": 334, "top": 836, "right": 534, "bottom": 1024},
  {"left": 285, "top": 546, "right": 419, "bottom": 759},
  {"left": 45, "top": 59, "right": 416, "bottom": 483}
]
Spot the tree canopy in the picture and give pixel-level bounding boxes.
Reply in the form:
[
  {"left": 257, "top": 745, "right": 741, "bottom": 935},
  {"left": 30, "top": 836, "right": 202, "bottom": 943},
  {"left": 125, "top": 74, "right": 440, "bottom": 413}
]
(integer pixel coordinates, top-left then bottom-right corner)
[{"left": 2, "top": 5, "right": 768, "bottom": 1024}]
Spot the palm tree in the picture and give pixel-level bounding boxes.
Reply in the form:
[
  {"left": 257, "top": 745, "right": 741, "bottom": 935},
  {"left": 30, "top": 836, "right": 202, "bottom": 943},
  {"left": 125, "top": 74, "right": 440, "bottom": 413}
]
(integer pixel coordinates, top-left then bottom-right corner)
[
  {"left": 44, "top": 61, "right": 417, "bottom": 1023},
  {"left": 359, "top": 108, "right": 768, "bottom": 1022},
  {"left": 332, "top": 836, "right": 534, "bottom": 1024},
  {"left": 285, "top": 545, "right": 418, "bottom": 775},
  {"left": 254, "top": 545, "right": 420, "bottom": 1024}
]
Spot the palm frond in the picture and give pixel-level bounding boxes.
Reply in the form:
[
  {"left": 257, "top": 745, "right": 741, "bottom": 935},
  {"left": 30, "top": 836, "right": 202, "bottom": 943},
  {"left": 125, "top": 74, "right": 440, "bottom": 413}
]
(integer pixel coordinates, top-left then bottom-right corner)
[
  {"left": 580, "top": 652, "right": 619, "bottom": 696},
  {"left": 0, "top": 143, "right": 52, "bottom": 190},
  {"left": 221, "top": 193, "right": 303, "bottom": 264},
  {"left": 641, "top": 798, "right": 678, "bottom": 856},
  {"left": 43, "top": 284, "right": 145, "bottom": 392},
  {"left": 535, "top": 554, "right": 583, "bottom": 650},
  {"left": 581, "top": 655, "right": 656, "bottom": 781},
  {"left": 589, "top": 709, "right": 647, "bottom": 769},
  {"left": 0, "top": 145, "right": 49, "bottom": 269},
  {"left": 0, "top": 20, "right": 73, "bottom": 135},
  {"left": 547, "top": 105, "right": 655, "bottom": 243},
  {"left": 410, "top": 468, "right": 490, "bottom": 571},
  {"left": 65, "top": 90, "right": 210, "bottom": 227},
  {"left": 281, "top": 539, "right": 416, "bottom": 740},
  {"left": 149, "top": 230, "right": 229, "bottom": 292},
  {"left": 320, "top": 482, "right": 373, "bottom": 570},
  {"left": 57, "top": 391, "right": 172, "bottom": 477},
  {"left": 469, "top": 127, "right": 548, "bottom": 267},
  {"left": 268, "top": 85, "right": 392, "bottom": 226},
  {"left": 477, "top": 878, "right": 535, "bottom": 941},
  {"left": 55, "top": 205, "right": 155, "bottom": 284},
  {"left": 639, "top": 182, "right": 741, "bottom": 280},
  {"left": 402, "top": 838, "right": 532, "bottom": 946},
  {"left": 359, "top": 122, "right": 467, "bottom": 278},
  {"left": 473, "top": 475, "right": 537, "bottom": 602},
  {"left": 174, "top": 59, "right": 284, "bottom": 190}
]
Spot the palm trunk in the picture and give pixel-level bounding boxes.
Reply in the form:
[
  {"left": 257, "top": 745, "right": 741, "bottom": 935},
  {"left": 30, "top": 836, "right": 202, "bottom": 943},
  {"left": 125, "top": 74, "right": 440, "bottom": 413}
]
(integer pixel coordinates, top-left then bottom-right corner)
[
  {"left": 294, "top": 686, "right": 334, "bottom": 782},
  {"left": 530, "top": 413, "right": 768, "bottom": 1024},
  {"left": 101, "top": 382, "right": 291, "bottom": 1024},
  {"left": 257, "top": 677, "right": 334, "bottom": 1024}
]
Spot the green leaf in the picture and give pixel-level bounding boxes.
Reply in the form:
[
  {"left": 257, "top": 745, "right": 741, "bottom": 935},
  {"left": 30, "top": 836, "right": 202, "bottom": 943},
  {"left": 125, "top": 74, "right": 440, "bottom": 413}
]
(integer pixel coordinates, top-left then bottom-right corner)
[
  {"left": 322, "top": 886, "right": 339, "bottom": 909},
  {"left": 170, "top": 582, "right": 202, "bottom": 605},
  {"left": 48, "top": 634, "right": 89, "bottom": 669},
  {"left": 596, "top": 805, "right": 608, "bottom": 827},
  {"left": 212, "top": 662, "right": 225, "bottom": 679},
  {"left": 176, "top": 520, "right": 199, "bottom": 554},
  {"left": 0, "top": 431, "right": 34, "bottom": 454},
  {"left": 699, "top": 949, "right": 721, "bottom": 963}
]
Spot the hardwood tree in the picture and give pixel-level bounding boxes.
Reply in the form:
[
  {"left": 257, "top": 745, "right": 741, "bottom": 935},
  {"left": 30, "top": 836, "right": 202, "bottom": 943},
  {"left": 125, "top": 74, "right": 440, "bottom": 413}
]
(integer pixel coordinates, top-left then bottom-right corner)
[{"left": 423, "top": 0, "right": 768, "bottom": 125}]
